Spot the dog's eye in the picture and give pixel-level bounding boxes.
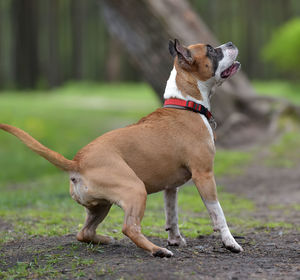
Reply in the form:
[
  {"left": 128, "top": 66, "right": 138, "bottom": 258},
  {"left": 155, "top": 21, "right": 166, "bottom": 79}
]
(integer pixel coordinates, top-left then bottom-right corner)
[
  {"left": 207, "top": 45, "right": 214, "bottom": 54},
  {"left": 207, "top": 45, "right": 215, "bottom": 52}
]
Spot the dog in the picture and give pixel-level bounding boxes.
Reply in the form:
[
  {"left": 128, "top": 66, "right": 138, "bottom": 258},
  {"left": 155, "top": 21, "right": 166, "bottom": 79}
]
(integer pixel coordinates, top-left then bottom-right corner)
[{"left": 0, "top": 39, "right": 242, "bottom": 258}]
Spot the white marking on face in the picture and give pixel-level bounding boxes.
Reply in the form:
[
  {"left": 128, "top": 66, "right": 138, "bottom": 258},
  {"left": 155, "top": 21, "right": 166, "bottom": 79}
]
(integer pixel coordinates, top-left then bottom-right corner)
[
  {"left": 215, "top": 44, "right": 239, "bottom": 84},
  {"left": 204, "top": 200, "right": 243, "bottom": 252}
]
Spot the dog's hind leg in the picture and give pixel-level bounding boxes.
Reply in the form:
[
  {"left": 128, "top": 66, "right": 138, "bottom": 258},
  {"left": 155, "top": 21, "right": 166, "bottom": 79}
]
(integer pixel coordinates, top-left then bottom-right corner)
[
  {"left": 80, "top": 163, "right": 173, "bottom": 257},
  {"left": 121, "top": 186, "right": 173, "bottom": 258},
  {"left": 164, "top": 188, "right": 186, "bottom": 246},
  {"left": 77, "top": 202, "right": 113, "bottom": 244},
  {"left": 193, "top": 171, "right": 243, "bottom": 253}
]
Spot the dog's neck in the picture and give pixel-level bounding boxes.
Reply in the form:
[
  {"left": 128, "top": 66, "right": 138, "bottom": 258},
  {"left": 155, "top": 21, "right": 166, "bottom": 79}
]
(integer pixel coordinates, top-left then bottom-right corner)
[{"left": 163, "top": 67, "right": 215, "bottom": 111}]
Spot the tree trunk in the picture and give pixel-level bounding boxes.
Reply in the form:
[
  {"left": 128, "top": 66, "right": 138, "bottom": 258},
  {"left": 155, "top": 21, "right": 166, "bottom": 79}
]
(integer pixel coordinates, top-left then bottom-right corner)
[
  {"left": 105, "top": 36, "right": 122, "bottom": 82},
  {"left": 12, "top": 0, "right": 39, "bottom": 89},
  {"left": 71, "top": 0, "right": 85, "bottom": 80},
  {"left": 100, "top": 0, "right": 254, "bottom": 118},
  {"left": 47, "top": 0, "right": 61, "bottom": 87},
  {"left": 100, "top": 0, "right": 300, "bottom": 146}
]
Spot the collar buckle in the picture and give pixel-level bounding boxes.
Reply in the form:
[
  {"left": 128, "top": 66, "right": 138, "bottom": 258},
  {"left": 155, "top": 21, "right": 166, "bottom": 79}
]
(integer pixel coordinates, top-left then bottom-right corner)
[{"left": 209, "top": 116, "right": 217, "bottom": 130}]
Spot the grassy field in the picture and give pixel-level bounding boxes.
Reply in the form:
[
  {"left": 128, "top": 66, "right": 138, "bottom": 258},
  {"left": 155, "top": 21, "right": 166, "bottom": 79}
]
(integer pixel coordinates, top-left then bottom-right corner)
[
  {"left": 1, "top": 80, "right": 299, "bottom": 242},
  {"left": 253, "top": 80, "right": 300, "bottom": 104},
  {"left": 0, "top": 82, "right": 299, "bottom": 280},
  {"left": 253, "top": 80, "right": 300, "bottom": 168},
  {"left": 0, "top": 82, "right": 259, "bottom": 245}
]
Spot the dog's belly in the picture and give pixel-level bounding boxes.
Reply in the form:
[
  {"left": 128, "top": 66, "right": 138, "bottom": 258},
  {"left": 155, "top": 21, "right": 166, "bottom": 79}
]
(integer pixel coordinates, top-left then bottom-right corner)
[{"left": 139, "top": 165, "right": 192, "bottom": 194}]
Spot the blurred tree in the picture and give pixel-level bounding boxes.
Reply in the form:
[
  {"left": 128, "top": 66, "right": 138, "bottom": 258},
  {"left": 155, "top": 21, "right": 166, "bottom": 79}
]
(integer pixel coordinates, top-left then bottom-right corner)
[
  {"left": 262, "top": 18, "right": 300, "bottom": 79},
  {"left": 106, "top": 36, "right": 122, "bottom": 81},
  {"left": 100, "top": 0, "right": 254, "bottom": 114},
  {"left": 46, "top": 0, "right": 61, "bottom": 87},
  {"left": 12, "top": 0, "right": 39, "bottom": 89},
  {"left": 101, "top": 0, "right": 300, "bottom": 145},
  {"left": 71, "top": 0, "right": 85, "bottom": 80},
  {"left": 0, "top": 0, "right": 300, "bottom": 90},
  {"left": 190, "top": 0, "right": 300, "bottom": 79}
]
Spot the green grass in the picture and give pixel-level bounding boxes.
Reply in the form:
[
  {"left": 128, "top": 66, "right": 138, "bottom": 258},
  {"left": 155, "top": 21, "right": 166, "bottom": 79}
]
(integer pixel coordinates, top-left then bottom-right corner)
[
  {"left": 0, "top": 255, "right": 97, "bottom": 279},
  {"left": 253, "top": 80, "right": 300, "bottom": 167},
  {"left": 253, "top": 80, "right": 300, "bottom": 105},
  {"left": 265, "top": 131, "right": 300, "bottom": 167},
  {"left": 214, "top": 150, "right": 252, "bottom": 176},
  {"left": 0, "top": 261, "right": 58, "bottom": 279},
  {"left": 1, "top": 82, "right": 299, "bottom": 280},
  {"left": 0, "top": 82, "right": 268, "bottom": 245},
  {"left": 0, "top": 82, "right": 159, "bottom": 184},
  {"left": 0, "top": 175, "right": 255, "bottom": 243}
]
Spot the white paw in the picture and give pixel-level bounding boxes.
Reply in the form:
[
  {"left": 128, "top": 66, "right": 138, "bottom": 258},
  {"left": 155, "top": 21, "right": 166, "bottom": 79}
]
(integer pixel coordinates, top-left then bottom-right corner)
[
  {"left": 222, "top": 235, "right": 243, "bottom": 253},
  {"left": 167, "top": 235, "right": 187, "bottom": 247}
]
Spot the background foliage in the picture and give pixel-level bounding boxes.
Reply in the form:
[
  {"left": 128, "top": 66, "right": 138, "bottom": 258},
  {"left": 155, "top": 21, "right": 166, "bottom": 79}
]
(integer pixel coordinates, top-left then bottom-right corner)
[
  {"left": 0, "top": 0, "right": 300, "bottom": 90},
  {"left": 262, "top": 17, "right": 300, "bottom": 78}
]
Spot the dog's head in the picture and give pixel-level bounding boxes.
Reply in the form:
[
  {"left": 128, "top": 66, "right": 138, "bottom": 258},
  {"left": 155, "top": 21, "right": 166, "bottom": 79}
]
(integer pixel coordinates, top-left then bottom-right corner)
[{"left": 169, "top": 39, "right": 240, "bottom": 85}]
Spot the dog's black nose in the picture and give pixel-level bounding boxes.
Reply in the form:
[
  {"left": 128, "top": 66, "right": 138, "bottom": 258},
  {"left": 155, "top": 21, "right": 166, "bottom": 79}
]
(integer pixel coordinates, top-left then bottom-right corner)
[{"left": 226, "top": 42, "right": 235, "bottom": 48}]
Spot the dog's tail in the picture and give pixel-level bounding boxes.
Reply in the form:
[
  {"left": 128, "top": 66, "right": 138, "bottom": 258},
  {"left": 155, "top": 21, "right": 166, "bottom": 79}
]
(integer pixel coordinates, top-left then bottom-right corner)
[{"left": 0, "top": 123, "right": 78, "bottom": 172}]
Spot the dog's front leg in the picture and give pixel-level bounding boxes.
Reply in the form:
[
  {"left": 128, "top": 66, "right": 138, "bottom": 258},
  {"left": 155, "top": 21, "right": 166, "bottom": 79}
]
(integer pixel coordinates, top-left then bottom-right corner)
[
  {"left": 164, "top": 188, "right": 186, "bottom": 246},
  {"left": 193, "top": 171, "right": 243, "bottom": 253}
]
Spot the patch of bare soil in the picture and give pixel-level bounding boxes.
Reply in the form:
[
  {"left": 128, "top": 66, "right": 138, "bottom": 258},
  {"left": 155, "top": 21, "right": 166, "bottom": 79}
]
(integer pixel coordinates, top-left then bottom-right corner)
[
  {"left": 0, "top": 232, "right": 299, "bottom": 280},
  {"left": 0, "top": 219, "right": 12, "bottom": 232},
  {"left": 218, "top": 159, "right": 300, "bottom": 227},
  {"left": 218, "top": 162, "right": 300, "bottom": 206}
]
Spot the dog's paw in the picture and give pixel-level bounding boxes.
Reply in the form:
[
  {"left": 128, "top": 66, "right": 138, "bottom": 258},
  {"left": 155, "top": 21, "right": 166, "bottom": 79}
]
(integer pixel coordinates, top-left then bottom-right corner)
[
  {"left": 167, "top": 235, "right": 187, "bottom": 247},
  {"left": 222, "top": 235, "right": 243, "bottom": 253},
  {"left": 152, "top": 247, "right": 174, "bottom": 258},
  {"left": 105, "top": 236, "right": 116, "bottom": 244},
  {"left": 93, "top": 234, "right": 115, "bottom": 245}
]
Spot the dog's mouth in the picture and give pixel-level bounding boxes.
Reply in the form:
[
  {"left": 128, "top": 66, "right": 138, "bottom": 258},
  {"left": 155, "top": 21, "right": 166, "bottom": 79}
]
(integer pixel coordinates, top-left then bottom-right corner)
[{"left": 220, "top": 61, "right": 241, "bottom": 79}]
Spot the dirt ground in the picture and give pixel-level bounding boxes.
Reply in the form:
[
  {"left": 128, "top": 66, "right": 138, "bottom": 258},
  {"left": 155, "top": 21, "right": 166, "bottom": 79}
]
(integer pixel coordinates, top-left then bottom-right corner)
[
  {"left": 0, "top": 231, "right": 299, "bottom": 280},
  {"left": 0, "top": 150, "right": 299, "bottom": 279}
]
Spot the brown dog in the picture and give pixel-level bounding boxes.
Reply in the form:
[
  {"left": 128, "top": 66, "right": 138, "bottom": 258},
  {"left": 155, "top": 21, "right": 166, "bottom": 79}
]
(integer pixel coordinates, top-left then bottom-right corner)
[{"left": 0, "top": 39, "right": 243, "bottom": 258}]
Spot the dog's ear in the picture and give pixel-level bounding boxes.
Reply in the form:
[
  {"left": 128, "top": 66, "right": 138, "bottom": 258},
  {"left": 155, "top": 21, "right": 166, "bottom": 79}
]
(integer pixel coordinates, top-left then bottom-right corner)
[
  {"left": 169, "top": 40, "right": 177, "bottom": 57},
  {"left": 171, "top": 39, "right": 194, "bottom": 70}
]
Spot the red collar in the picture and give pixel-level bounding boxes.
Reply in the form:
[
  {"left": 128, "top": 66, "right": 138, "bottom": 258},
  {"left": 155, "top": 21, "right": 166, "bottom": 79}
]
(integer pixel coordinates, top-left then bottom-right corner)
[{"left": 163, "top": 98, "right": 213, "bottom": 121}]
